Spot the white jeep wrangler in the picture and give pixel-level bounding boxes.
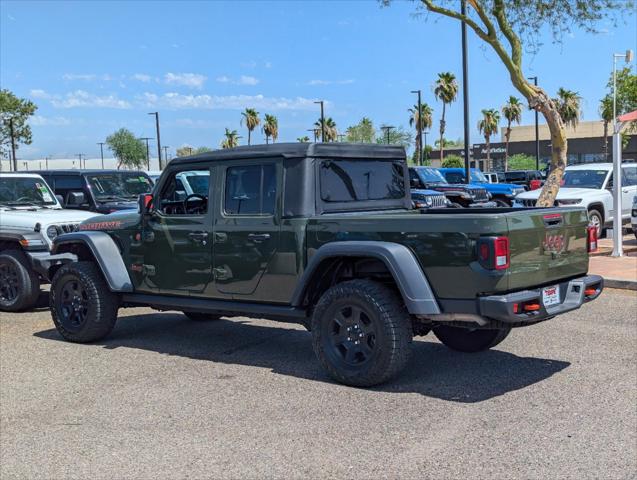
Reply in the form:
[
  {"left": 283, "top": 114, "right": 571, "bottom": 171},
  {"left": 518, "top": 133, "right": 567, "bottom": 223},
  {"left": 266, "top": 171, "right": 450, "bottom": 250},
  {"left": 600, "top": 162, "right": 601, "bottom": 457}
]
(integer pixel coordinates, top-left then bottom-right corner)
[{"left": 0, "top": 173, "right": 95, "bottom": 311}]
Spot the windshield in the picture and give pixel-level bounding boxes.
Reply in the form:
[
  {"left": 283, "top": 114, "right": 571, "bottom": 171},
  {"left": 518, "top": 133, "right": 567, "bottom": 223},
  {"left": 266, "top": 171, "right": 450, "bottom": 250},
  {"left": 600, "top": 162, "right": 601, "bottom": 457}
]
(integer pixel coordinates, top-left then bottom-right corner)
[
  {"left": 320, "top": 159, "right": 405, "bottom": 203},
  {"left": 470, "top": 170, "right": 488, "bottom": 183},
  {"left": 562, "top": 169, "right": 609, "bottom": 189},
  {"left": 86, "top": 172, "right": 153, "bottom": 201},
  {"left": 416, "top": 167, "right": 447, "bottom": 184},
  {"left": 0, "top": 177, "right": 57, "bottom": 206}
]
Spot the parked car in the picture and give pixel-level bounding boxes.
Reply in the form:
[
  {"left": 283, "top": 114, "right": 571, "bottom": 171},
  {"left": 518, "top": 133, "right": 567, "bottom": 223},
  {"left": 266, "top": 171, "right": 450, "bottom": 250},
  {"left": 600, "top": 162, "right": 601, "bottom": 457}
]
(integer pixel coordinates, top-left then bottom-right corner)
[
  {"left": 630, "top": 195, "right": 637, "bottom": 238},
  {"left": 516, "top": 162, "right": 637, "bottom": 237},
  {"left": 409, "top": 166, "right": 494, "bottom": 208},
  {"left": 483, "top": 172, "right": 505, "bottom": 183},
  {"left": 34, "top": 143, "right": 602, "bottom": 387},
  {"left": 410, "top": 188, "right": 450, "bottom": 209},
  {"left": 0, "top": 173, "right": 95, "bottom": 311},
  {"left": 504, "top": 170, "right": 543, "bottom": 190},
  {"left": 34, "top": 169, "right": 153, "bottom": 214},
  {"left": 437, "top": 168, "right": 526, "bottom": 206}
]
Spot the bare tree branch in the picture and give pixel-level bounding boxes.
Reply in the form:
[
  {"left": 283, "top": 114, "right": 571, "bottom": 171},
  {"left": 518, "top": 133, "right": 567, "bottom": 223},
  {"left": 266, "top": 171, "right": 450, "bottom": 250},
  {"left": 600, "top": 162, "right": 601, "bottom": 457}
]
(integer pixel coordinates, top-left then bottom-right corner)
[{"left": 492, "top": 0, "right": 523, "bottom": 68}]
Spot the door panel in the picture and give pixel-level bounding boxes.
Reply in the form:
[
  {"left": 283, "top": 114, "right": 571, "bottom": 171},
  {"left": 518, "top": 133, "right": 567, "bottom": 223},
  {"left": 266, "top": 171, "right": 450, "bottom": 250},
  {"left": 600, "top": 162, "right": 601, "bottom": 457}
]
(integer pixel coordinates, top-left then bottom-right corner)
[
  {"left": 213, "top": 161, "right": 280, "bottom": 297},
  {"left": 621, "top": 166, "right": 637, "bottom": 218},
  {"left": 141, "top": 167, "right": 213, "bottom": 295}
]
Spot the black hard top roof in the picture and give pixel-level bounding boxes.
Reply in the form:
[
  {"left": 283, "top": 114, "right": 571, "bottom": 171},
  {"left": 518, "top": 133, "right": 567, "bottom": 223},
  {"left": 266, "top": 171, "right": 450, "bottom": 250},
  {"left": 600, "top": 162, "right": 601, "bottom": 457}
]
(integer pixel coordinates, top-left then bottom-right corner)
[
  {"left": 33, "top": 169, "right": 149, "bottom": 176},
  {"left": 170, "top": 142, "right": 406, "bottom": 165}
]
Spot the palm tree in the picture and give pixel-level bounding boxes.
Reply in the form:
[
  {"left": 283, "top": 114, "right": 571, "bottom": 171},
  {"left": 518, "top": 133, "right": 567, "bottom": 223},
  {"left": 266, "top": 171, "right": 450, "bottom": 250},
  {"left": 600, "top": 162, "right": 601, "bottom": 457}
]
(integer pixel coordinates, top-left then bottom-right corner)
[
  {"left": 220, "top": 128, "right": 240, "bottom": 149},
  {"left": 263, "top": 114, "right": 278, "bottom": 144},
  {"left": 433, "top": 72, "right": 459, "bottom": 162},
  {"left": 554, "top": 87, "right": 582, "bottom": 129},
  {"left": 599, "top": 95, "right": 613, "bottom": 161},
  {"left": 240, "top": 108, "right": 260, "bottom": 146},
  {"left": 314, "top": 117, "right": 338, "bottom": 142},
  {"left": 408, "top": 102, "right": 433, "bottom": 165},
  {"left": 501, "top": 96, "right": 523, "bottom": 171},
  {"left": 297, "top": 136, "right": 310, "bottom": 142},
  {"left": 477, "top": 108, "right": 500, "bottom": 171}
]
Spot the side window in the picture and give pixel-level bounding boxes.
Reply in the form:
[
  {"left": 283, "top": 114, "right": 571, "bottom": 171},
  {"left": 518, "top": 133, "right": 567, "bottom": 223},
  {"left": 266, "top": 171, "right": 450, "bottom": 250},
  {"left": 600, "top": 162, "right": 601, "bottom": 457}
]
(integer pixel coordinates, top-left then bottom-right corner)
[
  {"left": 225, "top": 164, "right": 276, "bottom": 215},
  {"left": 606, "top": 173, "right": 613, "bottom": 189},
  {"left": 622, "top": 166, "right": 637, "bottom": 186},
  {"left": 158, "top": 169, "right": 210, "bottom": 215},
  {"left": 409, "top": 169, "right": 422, "bottom": 188}
]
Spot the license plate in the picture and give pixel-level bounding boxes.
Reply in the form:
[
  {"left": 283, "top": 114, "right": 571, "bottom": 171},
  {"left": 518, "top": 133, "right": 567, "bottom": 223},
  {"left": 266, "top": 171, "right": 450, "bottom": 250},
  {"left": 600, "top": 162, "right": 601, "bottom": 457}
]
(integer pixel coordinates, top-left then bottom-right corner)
[{"left": 542, "top": 285, "right": 560, "bottom": 307}]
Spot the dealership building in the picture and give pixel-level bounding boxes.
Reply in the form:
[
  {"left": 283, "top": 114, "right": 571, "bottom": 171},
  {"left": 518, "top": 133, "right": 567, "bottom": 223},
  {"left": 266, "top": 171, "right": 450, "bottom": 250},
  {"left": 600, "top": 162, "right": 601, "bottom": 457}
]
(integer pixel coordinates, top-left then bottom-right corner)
[{"left": 428, "top": 120, "right": 637, "bottom": 171}]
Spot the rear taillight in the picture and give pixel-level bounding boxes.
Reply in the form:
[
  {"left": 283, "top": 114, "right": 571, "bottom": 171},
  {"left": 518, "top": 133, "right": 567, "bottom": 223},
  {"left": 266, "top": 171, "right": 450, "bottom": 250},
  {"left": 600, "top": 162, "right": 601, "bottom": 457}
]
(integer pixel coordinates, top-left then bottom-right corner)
[
  {"left": 477, "top": 236, "right": 510, "bottom": 270},
  {"left": 586, "top": 225, "right": 598, "bottom": 253}
]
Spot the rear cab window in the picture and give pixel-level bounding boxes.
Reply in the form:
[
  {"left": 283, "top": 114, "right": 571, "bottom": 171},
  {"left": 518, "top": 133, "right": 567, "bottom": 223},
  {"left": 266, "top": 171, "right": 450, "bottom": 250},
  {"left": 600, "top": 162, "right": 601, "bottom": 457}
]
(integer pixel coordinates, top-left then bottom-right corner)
[
  {"left": 224, "top": 164, "right": 276, "bottom": 215},
  {"left": 318, "top": 158, "right": 409, "bottom": 213}
]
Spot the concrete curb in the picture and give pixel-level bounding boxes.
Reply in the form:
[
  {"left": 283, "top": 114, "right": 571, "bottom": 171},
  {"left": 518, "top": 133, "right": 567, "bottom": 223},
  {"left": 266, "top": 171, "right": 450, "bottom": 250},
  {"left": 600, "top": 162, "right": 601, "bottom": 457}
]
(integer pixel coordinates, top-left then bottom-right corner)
[{"left": 603, "top": 278, "right": 637, "bottom": 291}]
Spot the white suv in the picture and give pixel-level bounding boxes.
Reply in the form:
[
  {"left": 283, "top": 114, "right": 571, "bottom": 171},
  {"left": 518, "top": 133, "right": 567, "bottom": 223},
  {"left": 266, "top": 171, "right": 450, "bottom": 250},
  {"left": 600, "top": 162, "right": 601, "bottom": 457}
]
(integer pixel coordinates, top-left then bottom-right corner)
[
  {"left": 0, "top": 173, "right": 95, "bottom": 311},
  {"left": 516, "top": 163, "right": 637, "bottom": 237}
]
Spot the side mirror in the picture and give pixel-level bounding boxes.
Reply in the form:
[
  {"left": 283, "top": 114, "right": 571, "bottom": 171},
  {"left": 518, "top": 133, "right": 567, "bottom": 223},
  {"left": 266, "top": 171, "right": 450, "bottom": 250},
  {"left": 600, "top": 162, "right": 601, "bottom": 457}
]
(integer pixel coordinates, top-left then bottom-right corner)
[
  {"left": 410, "top": 179, "right": 419, "bottom": 189},
  {"left": 139, "top": 193, "right": 153, "bottom": 214},
  {"left": 66, "top": 191, "right": 86, "bottom": 206},
  {"left": 55, "top": 194, "right": 64, "bottom": 206}
]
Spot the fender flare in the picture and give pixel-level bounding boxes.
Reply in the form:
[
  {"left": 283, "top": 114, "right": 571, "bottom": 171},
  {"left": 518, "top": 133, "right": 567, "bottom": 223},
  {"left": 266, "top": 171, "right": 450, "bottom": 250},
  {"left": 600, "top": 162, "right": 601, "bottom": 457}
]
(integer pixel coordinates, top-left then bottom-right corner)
[
  {"left": 291, "top": 241, "right": 440, "bottom": 315},
  {"left": 52, "top": 231, "right": 133, "bottom": 292}
]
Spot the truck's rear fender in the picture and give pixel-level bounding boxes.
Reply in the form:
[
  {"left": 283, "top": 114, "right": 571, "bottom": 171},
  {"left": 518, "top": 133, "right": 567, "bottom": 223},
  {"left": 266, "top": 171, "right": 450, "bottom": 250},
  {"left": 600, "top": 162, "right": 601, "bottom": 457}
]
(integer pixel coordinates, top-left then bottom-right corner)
[
  {"left": 52, "top": 231, "right": 133, "bottom": 292},
  {"left": 291, "top": 241, "right": 441, "bottom": 315}
]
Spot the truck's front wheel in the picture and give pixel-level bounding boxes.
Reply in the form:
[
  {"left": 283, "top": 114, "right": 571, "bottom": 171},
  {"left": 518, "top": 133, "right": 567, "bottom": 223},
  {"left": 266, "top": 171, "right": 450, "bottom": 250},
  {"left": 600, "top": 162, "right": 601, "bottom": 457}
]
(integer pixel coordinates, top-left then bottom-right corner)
[
  {"left": 311, "top": 279, "right": 413, "bottom": 387},
  {"left": 433, "top": 325, "right": 511, "bottom": 353},
  {"left": 0, "top": 250, "right": 40, "bottom": 312},
  {"left": 50, "top": 262, "right": 119, "bottom": 343}
]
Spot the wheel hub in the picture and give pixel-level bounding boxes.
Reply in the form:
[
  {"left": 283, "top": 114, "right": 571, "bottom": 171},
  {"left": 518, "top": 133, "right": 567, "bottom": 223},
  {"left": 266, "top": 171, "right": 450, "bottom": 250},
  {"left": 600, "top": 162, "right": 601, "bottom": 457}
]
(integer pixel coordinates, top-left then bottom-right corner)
[
  {"left": 0, "top": 263, "right": 19, "bottom": 302},
  {"left": 327, "top": 306, "right": 377, "bottom": 366}
]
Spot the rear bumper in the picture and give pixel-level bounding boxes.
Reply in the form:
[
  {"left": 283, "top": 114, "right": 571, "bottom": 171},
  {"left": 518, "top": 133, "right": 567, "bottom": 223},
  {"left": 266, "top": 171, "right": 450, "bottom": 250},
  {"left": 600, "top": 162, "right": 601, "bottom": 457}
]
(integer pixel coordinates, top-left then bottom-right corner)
[{"left": 478, "top": 274, "right": 603, "bottom": 324}]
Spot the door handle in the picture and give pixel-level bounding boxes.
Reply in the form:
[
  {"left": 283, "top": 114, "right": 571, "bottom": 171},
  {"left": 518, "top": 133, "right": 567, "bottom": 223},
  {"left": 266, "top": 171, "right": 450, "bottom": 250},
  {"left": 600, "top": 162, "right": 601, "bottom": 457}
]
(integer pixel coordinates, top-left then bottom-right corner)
[
  {"left": 248, "top": 233, "right": 271, "bottom": 243},
  {"left": 188, "top": 231, "right": 209, "bottom": 243}
]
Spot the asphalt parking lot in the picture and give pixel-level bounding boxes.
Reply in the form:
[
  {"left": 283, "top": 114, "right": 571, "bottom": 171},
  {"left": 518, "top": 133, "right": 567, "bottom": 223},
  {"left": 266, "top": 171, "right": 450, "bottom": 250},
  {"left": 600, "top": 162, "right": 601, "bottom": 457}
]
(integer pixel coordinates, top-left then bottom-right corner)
[{"left": 1, "top": 288, "right": 636, "bottom": 479}]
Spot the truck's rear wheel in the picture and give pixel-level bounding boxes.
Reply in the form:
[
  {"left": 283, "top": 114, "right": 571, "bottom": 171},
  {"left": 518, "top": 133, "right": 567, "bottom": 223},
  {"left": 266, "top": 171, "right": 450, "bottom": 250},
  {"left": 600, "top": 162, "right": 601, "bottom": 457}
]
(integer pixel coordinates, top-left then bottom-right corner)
[
  {"left": 311, "top": 279, "right": 413, "bottom": 387},
  {"left": 493, "top": 198, "right": 510, "bottom": 207},
  {"left": 0, "top": 250, "right": 40, "bottom": 312},
  {"left": 433, "top": 325, "right": 511, "bottom": 353},
  {"left": 50, "top": 262, "right": 119, "bottom": 343},
  {"left": 587, "top": 208, "right": 603, "bottom": 238},
  {"left": 183, "top": 312, "right": 222, "bottom": 321}
]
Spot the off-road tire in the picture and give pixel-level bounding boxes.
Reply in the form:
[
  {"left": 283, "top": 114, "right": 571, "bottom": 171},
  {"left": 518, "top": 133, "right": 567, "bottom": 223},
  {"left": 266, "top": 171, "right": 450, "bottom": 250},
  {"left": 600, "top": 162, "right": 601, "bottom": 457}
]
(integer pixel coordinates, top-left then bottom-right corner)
[
  {"left": 449, "top": 202, "right": 464, "bottom": 208},
  {"left": 0, "top": 249, "right": 40, "bottom": 312},
  {"left": 311, "top": 279, "right": 413, "bottom": 387},
  {"left": 50, "top": 262, "right": 119, "bottom": 343},
  {"left": 183, "top": 312, "right": 222, "bottom": 321},
  {"left": 433, "top": 325, "right": 511, "bottom": 353},
  {"left": 588, "top": 208, "right": 604, "bottom": 239}
]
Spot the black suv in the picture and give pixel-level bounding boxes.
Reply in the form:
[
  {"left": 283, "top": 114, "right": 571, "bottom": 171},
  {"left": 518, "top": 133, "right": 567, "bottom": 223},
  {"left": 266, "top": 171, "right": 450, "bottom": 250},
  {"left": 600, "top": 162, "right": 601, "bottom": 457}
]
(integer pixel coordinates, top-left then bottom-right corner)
[
  {"left": 35, "top": 170, "right": 153, "bottom": 214},
  {"left": 503, "top": 170, "right": 543, "bottom": 190},
  {"left": 409, "top": 166, "right": 493, "bottom": 208}
]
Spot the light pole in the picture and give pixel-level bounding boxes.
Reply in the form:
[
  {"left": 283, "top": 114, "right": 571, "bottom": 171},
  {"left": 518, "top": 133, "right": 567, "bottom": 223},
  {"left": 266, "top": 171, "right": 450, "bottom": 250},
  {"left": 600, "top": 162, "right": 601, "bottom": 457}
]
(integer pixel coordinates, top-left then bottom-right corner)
[
  {"left": 527, "top": 76, "right": 540, "bottom": 170},
  {"left": 307, "top": 129, "right": 319, "bottom": 142},
  {"left": 423, "top": 130, "right": 429, "bottom": 164},
  {"left": 97, "top": 142, "right": 105, "bottom": 169},
  {"left": 611, "top": 49, "right": 634, "bottom": 258},
  {"left": 381, "top": 126, "right": 395, "bottom": 145},
  {"left": 139, "top": 137, "right": 153, "bottom": 170},
  {"left": 45, "top": 156, "right": 49, "bottom": 170},
  {"left": 148, "top": 112, "right": 162, "bottom": 169},
  {"left": 314, "top": 100, "right": 325, "bottom": 142},
  {"left": 23, "top": 161, "right": 28, "bottom": 171},
  {"left": 461, "top": 0, "right": 471, "bottom": 184},
  {"left": 6, "top": 117, "right": 17, "bottom": 172},
  {"left": 76, "top": 154, "right": 85, "bottom": 169},
  {"left": 163, "top": 146, "right": 169, "bottom": 163},
  {"left": 411, "top": 90, "right": 423, "bottom": 165}
]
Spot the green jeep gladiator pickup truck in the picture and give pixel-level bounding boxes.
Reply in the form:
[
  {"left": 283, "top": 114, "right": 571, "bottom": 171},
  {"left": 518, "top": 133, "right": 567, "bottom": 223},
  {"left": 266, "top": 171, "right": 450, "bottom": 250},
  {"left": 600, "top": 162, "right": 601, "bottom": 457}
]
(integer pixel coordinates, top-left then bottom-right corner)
[{"left": 37, "top": 143, "right": 603, "bottom": 387}]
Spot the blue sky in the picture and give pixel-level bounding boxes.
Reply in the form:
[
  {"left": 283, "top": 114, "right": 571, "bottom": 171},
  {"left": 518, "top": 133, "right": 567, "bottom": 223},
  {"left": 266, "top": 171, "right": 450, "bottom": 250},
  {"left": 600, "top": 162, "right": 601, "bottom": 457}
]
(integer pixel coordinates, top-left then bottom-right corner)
[{"left": 1, "top": 0, "right": 636, "bottom": 162}]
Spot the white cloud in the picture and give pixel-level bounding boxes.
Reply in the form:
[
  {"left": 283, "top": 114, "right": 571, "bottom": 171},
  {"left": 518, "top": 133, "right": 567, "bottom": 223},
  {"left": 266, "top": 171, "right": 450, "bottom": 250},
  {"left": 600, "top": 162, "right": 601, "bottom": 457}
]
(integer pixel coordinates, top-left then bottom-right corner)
[
  {"left": 29, "top": 115, "right": 71, "bottom": 126},
  {"left": 139, "top": 92, "right": 322, "bottom": 111},
  {"left": 62, "top": 73, "right": 111, "bottom": 81},
  {"left": 164, "top": 72, "right": 206, "bottom": 89},
  {"left": 215, "top": 75, "right": 259, "bottom": 85},
  {"left": 29, "top": 89, "right": 131, "bottom": 109},
  {"left": 132, "top": 73, "right": 152, "bottom": 82},
  {"left": 308, "top": 79, "right": 355, "bottom": 86}
]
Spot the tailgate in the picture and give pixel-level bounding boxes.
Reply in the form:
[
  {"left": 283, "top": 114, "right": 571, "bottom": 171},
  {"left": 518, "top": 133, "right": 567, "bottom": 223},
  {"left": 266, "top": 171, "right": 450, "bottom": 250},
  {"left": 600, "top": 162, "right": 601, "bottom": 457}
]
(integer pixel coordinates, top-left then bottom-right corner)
[{"left": 507, "top": 207, "right": 589, "bottom": 291}]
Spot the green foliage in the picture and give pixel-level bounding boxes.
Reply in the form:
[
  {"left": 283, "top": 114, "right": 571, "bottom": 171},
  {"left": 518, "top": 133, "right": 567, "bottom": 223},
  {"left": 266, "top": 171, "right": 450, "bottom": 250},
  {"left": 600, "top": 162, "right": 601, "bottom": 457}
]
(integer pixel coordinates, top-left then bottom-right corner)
[
  {"left": 297, "top": 136, "right": 310, "bottom": 143},
  {"left": 434, "top": 72, "right": 459, "bottom": 105},
  {"left": 554, "top": 88, "right": 582, "bottom": 129},
  {"left": 376, "top": 125, "right": 412, "bottom": 149},
  {"left": 478, "top": 108, "right": 501, "bottom": 140},
  {"left": 607, "top": 66, "right": 637, "bottom": 116},
  {"left": 0, "top": 89, "right": 38, "bottom": 157},
  {"left": 346, "top": 117, "right": 375, "bottom": 143},
  {"left": 105, "top": 128, "right": 146, "bottom": 169},
  {"left": 241, "top": 108, "right": 260, "bottom": 145},
  {"left": 263, "top": 114, "right": 278, "bottom": 143},
  {"left": 434, "top": 138, "right": 463, "bottom": 148},
  {"left": 315, "top": 117, "right": 338, "bottom": 142},
  {"left": 221, "top": 128, "right": 240, "bottom": 149},
  {"left": 441, "top": 155, "right": 464, "bottom": 168},
  {"left": 408, "top": 103, "right": 433, "bottom": 132},
  {"left": 502, "top": 96, "right": 523, "bottom": 127},
  {"left": 508, "top": 154, "right": 538, "bottom": 171}
]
